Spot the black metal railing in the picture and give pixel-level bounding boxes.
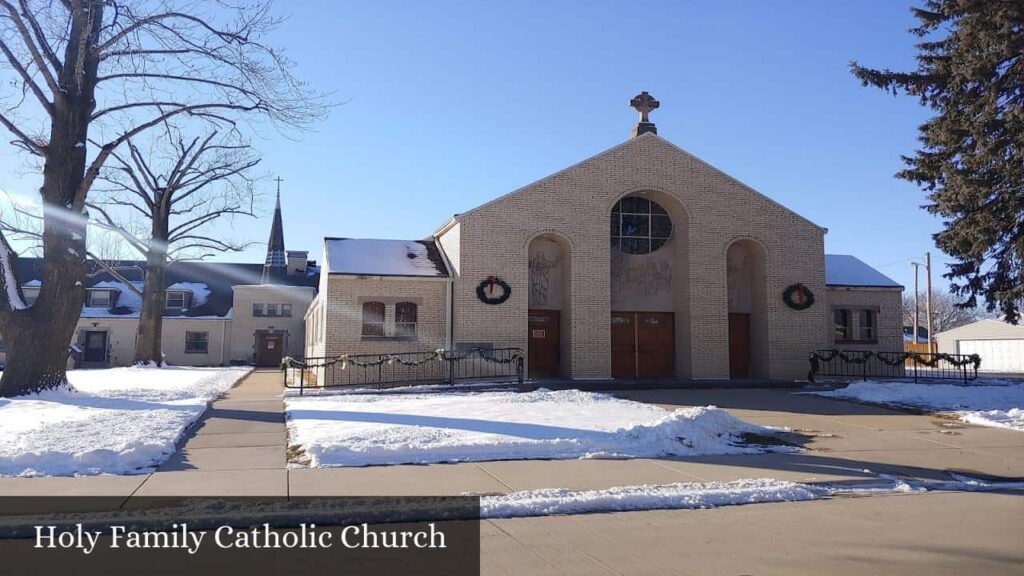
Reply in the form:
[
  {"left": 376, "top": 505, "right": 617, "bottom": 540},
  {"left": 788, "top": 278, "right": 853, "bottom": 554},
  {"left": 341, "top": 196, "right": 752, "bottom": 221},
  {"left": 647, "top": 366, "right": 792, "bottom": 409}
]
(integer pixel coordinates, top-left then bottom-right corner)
[
  {"left": 808, "top": 349, "right": 981, "bottom": 384},
  {"left": 283, "top": 347, "right": 524, "bottom": 394}
]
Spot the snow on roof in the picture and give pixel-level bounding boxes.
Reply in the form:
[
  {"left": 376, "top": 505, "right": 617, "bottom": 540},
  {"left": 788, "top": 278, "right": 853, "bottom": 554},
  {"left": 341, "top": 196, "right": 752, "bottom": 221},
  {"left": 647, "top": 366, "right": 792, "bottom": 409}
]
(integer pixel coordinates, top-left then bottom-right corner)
[
  {"left": 825, "top": 255, "right": 902, "bottom": 288},
  {"left": 324, "top": 238, "right": 449, "bottom": 278},
  {"left": 168, "top": 282, "right": 212, "bottom": 307}
]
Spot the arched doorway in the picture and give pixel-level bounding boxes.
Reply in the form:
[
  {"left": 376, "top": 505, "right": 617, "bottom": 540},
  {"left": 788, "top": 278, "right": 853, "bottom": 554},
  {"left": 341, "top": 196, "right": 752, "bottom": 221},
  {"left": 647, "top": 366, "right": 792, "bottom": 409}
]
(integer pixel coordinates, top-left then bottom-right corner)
[
  {"left": 726, "top": 239, "right": 768, "bottom": 378},
  {"left": 528, "top": 234, "right": 571, "bottom": 379},
  {"left": 609, "top": 192, "right": 689, "bottom": 379}
]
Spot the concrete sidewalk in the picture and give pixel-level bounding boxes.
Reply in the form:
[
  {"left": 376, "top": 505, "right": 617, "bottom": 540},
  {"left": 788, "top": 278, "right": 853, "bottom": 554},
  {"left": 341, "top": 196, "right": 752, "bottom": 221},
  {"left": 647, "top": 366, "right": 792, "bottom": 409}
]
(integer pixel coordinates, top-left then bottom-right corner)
[{"left": 0, "top": 381, "right": 1022, "bottom": 498}]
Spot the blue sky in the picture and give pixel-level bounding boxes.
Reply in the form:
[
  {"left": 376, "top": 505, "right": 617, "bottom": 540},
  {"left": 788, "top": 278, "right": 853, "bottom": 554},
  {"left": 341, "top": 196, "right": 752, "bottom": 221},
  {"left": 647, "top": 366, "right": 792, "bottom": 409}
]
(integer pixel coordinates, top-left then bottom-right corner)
[{"left": 1, "top": 0, "right": 951, "bottom": 291}]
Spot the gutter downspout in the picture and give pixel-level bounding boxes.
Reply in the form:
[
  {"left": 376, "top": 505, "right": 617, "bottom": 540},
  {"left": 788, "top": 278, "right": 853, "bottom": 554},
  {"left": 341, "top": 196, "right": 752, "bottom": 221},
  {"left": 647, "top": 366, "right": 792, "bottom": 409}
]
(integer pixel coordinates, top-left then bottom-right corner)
[
  {"left": 445, "top": 280, "right": 453, "bottom": 350},
  {"left": 220, "top": 318, "right": 228, "bottom": 366}
]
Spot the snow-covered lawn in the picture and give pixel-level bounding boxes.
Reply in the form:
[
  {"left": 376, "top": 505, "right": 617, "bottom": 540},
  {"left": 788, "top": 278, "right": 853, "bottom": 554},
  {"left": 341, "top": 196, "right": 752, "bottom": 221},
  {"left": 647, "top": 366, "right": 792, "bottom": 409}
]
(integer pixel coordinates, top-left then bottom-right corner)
[
  {"left": 285, "top": 388, "right": 784, "bottom": 468},
  {"left": 0, "top": 366, "right": 251, "bottom": 477},
  {"left": 815, "top": 379, "right": 1024, "bottom": 431}
]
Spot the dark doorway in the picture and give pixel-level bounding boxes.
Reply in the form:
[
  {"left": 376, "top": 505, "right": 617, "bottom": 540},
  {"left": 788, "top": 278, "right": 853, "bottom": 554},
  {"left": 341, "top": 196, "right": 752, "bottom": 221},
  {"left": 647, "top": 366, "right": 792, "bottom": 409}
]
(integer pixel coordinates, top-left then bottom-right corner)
[
  {"left": 528, "top": 310, "right": 560, "bottom": 379},
  {"left": 83, "top": 331, "right": 107, "bottom": 364},
  {"left": 256, "top": 332, "right": 284, "bottom": 367},
  {"left": 729, "top": 312, "right": 751, "bottom": 378},
  {"left": 611, "top": 311, "right": 674, "bottom": 379}
]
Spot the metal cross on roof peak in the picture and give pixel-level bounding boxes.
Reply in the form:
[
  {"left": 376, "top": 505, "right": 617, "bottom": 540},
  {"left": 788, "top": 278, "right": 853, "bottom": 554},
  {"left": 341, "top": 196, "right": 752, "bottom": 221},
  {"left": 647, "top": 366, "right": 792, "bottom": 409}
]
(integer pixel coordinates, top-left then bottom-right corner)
[{"left": 630, "top": 91, "right": 660, "bottom": 123}]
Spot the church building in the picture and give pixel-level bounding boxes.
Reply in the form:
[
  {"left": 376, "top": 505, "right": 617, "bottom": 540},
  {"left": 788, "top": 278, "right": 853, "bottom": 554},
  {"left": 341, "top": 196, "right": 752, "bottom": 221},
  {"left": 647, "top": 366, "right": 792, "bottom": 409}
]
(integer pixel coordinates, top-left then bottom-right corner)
[{"left": 306, "top": 93, "right": 903, "bottom": 383}]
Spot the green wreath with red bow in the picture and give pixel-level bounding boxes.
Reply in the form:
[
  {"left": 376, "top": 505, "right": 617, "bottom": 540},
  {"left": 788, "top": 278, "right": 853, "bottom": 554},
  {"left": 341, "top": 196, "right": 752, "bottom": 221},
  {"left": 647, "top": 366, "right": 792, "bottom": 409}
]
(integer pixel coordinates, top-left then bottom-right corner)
[
  {"left": 782, "top": 283, "right": 815, "bottom": 310},
  {"left": 476, "top": 276, "right": 511, "bottom": 305}
]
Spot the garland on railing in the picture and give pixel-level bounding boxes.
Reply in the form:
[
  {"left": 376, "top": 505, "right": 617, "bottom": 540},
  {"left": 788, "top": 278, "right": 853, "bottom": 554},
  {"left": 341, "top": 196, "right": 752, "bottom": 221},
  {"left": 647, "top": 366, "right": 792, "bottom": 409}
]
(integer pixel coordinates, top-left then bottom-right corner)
[
  {"left": 807, "top": 349, "right": 981, "bottom": 382},
  {"left": 283, "top": 348, "right": 524, "bottom": 371}
]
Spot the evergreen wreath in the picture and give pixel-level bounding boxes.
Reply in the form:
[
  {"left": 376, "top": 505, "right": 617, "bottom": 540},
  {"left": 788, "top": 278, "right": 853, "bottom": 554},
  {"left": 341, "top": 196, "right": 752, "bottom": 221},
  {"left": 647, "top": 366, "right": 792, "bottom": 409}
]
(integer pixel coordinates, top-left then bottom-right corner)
[
  {"left": 476, "top": 276, "right": 511, "bottom": 305},
  {"left": 782, "top": 283, "right": 815, "bottom": 310}
]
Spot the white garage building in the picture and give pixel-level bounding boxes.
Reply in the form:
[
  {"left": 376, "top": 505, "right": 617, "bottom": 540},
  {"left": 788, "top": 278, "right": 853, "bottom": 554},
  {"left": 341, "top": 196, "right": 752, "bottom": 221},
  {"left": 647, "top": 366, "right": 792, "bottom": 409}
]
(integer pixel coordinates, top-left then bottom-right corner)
[{"left": 935, "top": 319, "right": 1024, "bottom": 373}]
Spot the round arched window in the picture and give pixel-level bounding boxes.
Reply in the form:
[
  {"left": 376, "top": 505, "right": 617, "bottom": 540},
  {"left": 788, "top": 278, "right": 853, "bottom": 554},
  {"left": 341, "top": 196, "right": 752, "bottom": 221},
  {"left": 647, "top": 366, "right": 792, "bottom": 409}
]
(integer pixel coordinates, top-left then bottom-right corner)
[{"left": 611, "top": 196, "right": 672, "bottom": 254}]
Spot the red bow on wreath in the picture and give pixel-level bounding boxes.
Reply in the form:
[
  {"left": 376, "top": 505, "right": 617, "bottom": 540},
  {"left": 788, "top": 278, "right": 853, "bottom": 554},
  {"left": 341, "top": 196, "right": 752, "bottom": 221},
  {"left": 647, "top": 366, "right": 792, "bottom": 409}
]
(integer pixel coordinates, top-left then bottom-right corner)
[{"left": 487, "top": 275, "right": 497, "bottom": 295}]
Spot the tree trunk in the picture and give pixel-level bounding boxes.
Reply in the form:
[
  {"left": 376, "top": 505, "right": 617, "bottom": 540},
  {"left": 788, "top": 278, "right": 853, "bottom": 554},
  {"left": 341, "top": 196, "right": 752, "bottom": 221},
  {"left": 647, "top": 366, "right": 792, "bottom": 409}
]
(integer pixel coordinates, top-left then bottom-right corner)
[
  {"left": 134, "top": 215, "right": 169, "bottom": 365},
  {"left": 0, "top": 4, "right": 104, "bottom": 396}
]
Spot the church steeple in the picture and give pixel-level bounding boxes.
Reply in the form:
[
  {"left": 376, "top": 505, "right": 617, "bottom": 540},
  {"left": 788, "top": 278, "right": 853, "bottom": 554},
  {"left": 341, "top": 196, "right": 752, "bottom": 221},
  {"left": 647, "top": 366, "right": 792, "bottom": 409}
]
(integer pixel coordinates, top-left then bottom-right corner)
[{"left": 261, "top": 177, "right": 287, "bottom": 284}]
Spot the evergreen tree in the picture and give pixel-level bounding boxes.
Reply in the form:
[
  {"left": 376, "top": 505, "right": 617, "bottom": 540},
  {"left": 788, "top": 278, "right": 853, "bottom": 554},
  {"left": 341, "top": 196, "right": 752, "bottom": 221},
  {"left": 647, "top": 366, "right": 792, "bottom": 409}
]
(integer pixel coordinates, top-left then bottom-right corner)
[{"left": 851, "top": 0, "right": 1024, "bottom": 323}]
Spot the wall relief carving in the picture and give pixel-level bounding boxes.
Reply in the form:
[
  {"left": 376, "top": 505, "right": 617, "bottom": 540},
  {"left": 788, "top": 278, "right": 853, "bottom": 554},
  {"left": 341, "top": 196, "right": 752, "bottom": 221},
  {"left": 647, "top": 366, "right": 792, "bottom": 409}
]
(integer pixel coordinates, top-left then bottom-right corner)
[{"left": 529, "top": 252, "right": 562, "bottom": 306}]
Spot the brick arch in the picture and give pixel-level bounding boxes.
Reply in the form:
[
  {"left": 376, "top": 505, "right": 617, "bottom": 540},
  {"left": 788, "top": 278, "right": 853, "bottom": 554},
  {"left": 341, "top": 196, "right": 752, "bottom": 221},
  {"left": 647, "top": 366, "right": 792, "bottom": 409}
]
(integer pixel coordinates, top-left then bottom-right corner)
[
  {"left": 526, "top": 232, "right": 572, "bottom": 379},
  {"left": 725, "top": 238, "right": 770, "bottom": 379},
  {"left": 607, "top": 188, "right": 692, "bottom": 380}
]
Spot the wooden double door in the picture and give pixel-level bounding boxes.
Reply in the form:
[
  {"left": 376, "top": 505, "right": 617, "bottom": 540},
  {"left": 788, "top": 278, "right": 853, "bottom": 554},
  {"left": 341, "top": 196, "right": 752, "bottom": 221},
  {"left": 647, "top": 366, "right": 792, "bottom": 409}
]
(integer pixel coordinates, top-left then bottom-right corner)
[{"left": 611, "top": 312, "right": 674, "bottom": 379}]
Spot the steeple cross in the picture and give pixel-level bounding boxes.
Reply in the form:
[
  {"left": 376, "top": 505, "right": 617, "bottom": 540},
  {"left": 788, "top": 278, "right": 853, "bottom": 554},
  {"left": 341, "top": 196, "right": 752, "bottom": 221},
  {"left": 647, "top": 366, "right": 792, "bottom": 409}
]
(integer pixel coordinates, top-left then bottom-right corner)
[
  {"left": 630, "top": 91, "right": 660, "bottom": 123},
  {"left": 274, "top": 176, "right": 284, "bottom": 201}
]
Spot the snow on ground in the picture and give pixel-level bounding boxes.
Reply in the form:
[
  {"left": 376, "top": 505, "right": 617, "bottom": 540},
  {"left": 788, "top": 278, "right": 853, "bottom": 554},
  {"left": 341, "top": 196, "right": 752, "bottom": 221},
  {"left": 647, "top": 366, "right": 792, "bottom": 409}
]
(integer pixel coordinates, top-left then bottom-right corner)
[
  {"left": 815, "top": 379, "right": 1024, "bottom": 431},
  {"left": 285, "top": 388, "right": 784, "bottom": 468},
  {"left": 0, "top": 366, "right": 251, "bottom": 477},
  {"left": 480, "top": 479, "right": 823, "bottom": 518},
  {"left": 479, "top": 474, "right": 1024, "bottom": 518}
]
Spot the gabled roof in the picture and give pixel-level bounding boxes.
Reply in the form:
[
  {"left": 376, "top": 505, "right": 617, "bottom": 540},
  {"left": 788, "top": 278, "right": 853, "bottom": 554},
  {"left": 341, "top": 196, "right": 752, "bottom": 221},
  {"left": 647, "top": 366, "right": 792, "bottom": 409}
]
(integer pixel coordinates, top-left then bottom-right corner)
[
  {"left": 324, "top": 238, "right": 449, "bottom": 278},
  {"left": 825, "top": 254, "right": 902, "bottom": 288},
  {"left": 13, "top": 257, "right": 319, "bottom": 319},
  {"left": 454, "top": 132, "right": 825, "bottom": 232}
]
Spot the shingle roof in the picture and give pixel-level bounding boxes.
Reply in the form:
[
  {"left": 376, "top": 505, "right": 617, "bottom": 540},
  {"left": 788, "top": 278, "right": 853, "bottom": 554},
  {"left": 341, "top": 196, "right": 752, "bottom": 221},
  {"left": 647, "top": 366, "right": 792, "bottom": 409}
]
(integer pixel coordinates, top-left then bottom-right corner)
[{"left": 12, "top": 257, "right": 319, "bottom": 318}]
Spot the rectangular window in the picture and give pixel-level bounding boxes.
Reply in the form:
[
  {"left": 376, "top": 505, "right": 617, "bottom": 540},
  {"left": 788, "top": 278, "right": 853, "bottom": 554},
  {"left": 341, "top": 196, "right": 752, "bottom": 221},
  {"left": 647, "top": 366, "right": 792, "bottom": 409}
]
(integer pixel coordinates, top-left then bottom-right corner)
[
  {"left": 834, "top": 308, "right": 851, "bottom": 342},
  {"left": 835, "top": 307, "right": 878, "bottom": 343},
  {"left": 395, "top": 302, "right": 418, "bottom": 339},
  {"left": 361, "top": 302, "right": 385, "bottom": 337},
  {"left": 281, "top": 303, "right": 292, "bottom": 317},
  {"left": 252, "top": 303, "right": 264, "bottom": 317},
  {"left": 87, "top": 290, "right": 111, "bottom": 308},
  {"left": 267, "top": 303, "right": 279, "bottom": 317},
  {"left": 165, "top": 291, "right": 186, "bottom": 309},
  {"left": 858, "top": 310, "right": 877, "bottom": 342},
  {"left": 185, "top": 331, "right": 209, "bottom": 354}
]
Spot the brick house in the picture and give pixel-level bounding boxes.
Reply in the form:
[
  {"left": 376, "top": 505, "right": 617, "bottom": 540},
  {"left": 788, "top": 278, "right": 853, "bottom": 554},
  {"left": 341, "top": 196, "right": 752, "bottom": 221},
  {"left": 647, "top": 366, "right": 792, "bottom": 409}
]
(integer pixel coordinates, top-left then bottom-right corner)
[{"left": 307, "top": 94, "right": 903, "bottom": 383}]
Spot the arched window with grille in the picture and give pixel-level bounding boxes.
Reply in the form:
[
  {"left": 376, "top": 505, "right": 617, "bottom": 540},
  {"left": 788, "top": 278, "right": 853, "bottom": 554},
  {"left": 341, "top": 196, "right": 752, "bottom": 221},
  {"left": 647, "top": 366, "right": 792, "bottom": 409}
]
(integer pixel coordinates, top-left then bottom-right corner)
[
  {"left": 395, "top": 302, "right": 418, "bottom": 339},
  {"left": 361, "top": 301, "right": 385, "bottom": 337}
]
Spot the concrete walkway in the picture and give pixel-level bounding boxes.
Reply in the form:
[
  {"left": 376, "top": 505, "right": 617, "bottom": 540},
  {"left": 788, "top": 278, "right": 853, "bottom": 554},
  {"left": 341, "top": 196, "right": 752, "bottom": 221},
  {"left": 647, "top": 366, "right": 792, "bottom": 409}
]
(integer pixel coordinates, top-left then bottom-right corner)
[{"left": 0, "top": 377, "right": 1022, "bottom": 498}]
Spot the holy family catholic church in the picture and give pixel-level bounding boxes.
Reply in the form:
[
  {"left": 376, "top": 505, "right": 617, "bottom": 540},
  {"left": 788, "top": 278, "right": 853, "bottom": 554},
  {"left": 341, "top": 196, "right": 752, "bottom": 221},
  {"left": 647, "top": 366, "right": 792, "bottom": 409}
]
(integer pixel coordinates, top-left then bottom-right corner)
[{"left": 305, "top": 93, "right": 903, "bottom": 383}]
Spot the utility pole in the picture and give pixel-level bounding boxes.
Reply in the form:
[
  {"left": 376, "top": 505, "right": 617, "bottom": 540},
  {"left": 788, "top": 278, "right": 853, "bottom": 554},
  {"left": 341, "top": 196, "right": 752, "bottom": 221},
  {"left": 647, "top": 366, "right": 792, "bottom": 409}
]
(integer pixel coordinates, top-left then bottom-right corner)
[
  {"left": 910, "top": 262, "right": 921, "bottom": 348},
  {"left": 925, "top": 252, "right": 933, "bottom": 351}
]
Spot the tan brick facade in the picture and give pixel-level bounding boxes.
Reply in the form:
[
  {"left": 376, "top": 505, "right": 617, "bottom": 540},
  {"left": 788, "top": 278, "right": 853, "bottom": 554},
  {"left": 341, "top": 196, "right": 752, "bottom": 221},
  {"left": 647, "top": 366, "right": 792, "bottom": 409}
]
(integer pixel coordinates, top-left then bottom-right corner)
[{"left": 310, "top": 132, "right": 903, "bottom": 383}]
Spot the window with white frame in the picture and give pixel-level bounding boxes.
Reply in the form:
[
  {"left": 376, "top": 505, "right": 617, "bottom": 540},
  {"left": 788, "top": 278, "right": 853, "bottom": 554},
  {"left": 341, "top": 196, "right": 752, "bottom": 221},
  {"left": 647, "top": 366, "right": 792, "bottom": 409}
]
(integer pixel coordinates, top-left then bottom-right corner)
[
  {"left": 858, "top": 310, "right": 877, "bottom": 342},
  {"left": 267, "top": 303, "right": 279, "bottom": 317},
  {"left": 834, "top": 308, "right": 851, "bottom": 342},
  {"left": 23, "top": 287, "right": 39, "bottom": 306},
  {"left": 86, "top": 290, "right": 112, "bottom": 308},
  {"left": 185, "top": 331, "right": 209, "bottom": 354},
  {"left": 281, "top": 303, "right": 292, "bottom": 317},
  {"left": 252, "top": 303, "right": 264, "bottom": 317},
  {"left": 165, "top": 291, "right": 187, "bottom": 310}
]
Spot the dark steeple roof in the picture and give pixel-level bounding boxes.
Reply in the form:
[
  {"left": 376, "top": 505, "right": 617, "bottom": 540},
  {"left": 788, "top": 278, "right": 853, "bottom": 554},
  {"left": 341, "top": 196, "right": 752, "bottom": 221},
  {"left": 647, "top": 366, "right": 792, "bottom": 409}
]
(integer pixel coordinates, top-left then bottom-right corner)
[{"left": 261, "top": 182, "right": 287, "bottom": 283}]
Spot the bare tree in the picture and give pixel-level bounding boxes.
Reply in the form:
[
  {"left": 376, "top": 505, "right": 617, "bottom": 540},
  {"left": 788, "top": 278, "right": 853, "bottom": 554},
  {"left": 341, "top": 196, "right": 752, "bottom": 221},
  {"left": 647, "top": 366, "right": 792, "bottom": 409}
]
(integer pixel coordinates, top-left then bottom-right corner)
[
  {"left": 90, "top": 125, "right": 260, "bottom": 365},
  {"left": 0, "top": 0, "right": 324, "bottom": 396},
  {"left": 902, "top": 290, "right": 991, "bottom": 337}
]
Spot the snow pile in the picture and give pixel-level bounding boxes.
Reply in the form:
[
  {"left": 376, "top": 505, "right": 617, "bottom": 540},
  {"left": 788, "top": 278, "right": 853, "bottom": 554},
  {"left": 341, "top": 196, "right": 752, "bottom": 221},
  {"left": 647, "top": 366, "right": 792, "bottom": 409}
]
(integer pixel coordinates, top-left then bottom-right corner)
[
  {"left": 481, "top": 479, "right": 823, "bottom": 518},
  {"left": 83, "top": 280, "right": 144, "bottom": 317},
  {"left": 286, "top": 388, "right": 782, "bottom": 468},
  {"left": 816, "top": 379, "right": 1024, "bottom": 431},
  {"left": 0, "top": 366, "right": 251, "bottom": 476},
  {"left": 479, "top": 474, "right": 1024, "bottom": 518}
]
